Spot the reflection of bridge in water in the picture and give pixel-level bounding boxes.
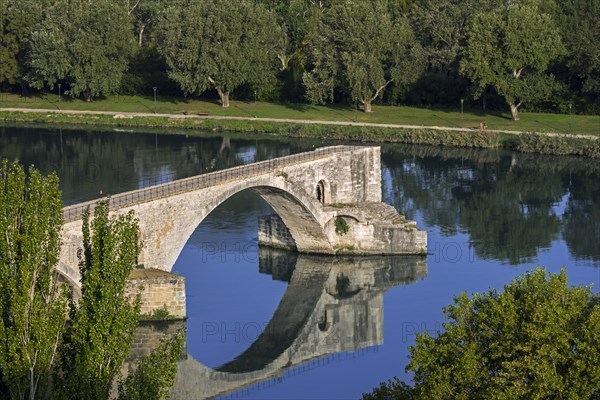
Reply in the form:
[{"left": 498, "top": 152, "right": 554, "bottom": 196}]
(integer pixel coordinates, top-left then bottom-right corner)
[{"left": 168, "top": 249, "right": 427, "bottom": 399}]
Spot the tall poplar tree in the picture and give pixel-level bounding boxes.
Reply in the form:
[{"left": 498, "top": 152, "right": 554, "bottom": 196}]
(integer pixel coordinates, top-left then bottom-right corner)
[
  {"left": 60, "top": 201, "right": 141, "bottom": 400},
  {"left": 0, "top": 161, "right": 67, "bottom": 400}
]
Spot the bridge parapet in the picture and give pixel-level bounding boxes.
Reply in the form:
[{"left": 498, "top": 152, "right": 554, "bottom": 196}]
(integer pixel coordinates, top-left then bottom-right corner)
[{"left": 62, "top": 145, "right": 357, "bottom": 223}]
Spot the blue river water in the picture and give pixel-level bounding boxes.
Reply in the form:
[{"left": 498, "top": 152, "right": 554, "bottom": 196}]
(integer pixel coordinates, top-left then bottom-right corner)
[{"left": 1, "top": 125, "right": 598, "bottom": 399}]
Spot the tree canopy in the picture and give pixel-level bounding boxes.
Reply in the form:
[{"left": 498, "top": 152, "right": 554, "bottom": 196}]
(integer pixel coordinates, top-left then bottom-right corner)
[
  {"left": 60, "top": 201, "right": 142, "bottom": 399},
  {"left": 0, "top": 160, "right": 67, "bottom": 400},
  {"left": 26, "top": 0, "right": 133, "bottom": 101},
  {"left": 0, "top": 162, "right": 182, "bottom": 400},
  {"left": 0, "top": 0, "right": 598, "bottom": 114},
  {"left": 0, "top": 0, "right": 53, "bottom": 88},
  {"left": 304, "top": 0, "right": 424, "bottom": 112},
  {"left": 363, "top": 268, "right": 600, "bottom": 399},
  {"left": 460, "top": 3, "right": 565, "bottom": 120},
  {"left": 158, "top": 0, "right": 283, "bottom": 107},
  {"left": 561, "top": 0, "right": 600, "bottom": 97}
]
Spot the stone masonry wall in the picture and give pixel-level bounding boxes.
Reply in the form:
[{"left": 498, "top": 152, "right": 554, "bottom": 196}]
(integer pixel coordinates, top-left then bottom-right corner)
[
  {"left": 126, "top": 269, "right": 186, "bottom": 320},
  {"left": 127, "top": 320, "right": 187, "bottom": 361}
]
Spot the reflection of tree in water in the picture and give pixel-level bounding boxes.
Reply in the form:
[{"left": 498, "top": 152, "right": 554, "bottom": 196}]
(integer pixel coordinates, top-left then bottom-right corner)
[
  {"left": 562, "top": 171, "right": 600, "bottom": 262},
  {"left": 382, "top": 145, "right": 599, "bottom": 265},
  {"left": 382, "top": 147, "right": 464, "bottom": 236},
  {"left": 459, "top": 158, "right": 563, "bottom": 264}
]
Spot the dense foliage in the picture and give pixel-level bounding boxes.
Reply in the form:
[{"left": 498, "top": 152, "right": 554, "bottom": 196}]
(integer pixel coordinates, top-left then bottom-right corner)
[
  {"left": 158, "top": 0, "right": 282, "bottom": 107},
  {"left": 303, "top": 0, "right": 424, "bottom": 112},
  {"left": 0, "top": 0, "right": 598, "bottom": 113},
  {"left": 0, "top": 163, "right": 182, "bottom": 399},
  {"left": 460, "top": 2, "right": 565, "bottom": 120},
  {"left": 59, "top": 201, "right": 142, "bottom": 399},
  {"left": 363, "top": 269, "right": 600, "bottom": 399},
  {"left": 26, "top": 0, "right": 133, "bottom": 101},
  {"left": 0, "top": 160, "right": 66, "bottom": 400},
  {"left": 117, "top": 331, "right": 184, "bottom": 400}
]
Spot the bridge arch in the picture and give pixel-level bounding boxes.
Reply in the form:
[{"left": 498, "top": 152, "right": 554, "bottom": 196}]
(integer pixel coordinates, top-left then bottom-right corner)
[
  {"left": 55, "top": 267, "right": 82, "bottom": 299},
  {"left": 135, "top": 174, "right": 336, "bottom": 274},
  {"left": 60, "top": 174, "right": 338, "bottom": 290}
]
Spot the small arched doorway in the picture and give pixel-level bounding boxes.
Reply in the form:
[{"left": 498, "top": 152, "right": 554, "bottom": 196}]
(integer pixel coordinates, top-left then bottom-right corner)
[{"left": 316, "top": 180, "right": 326, "bottom": 204}]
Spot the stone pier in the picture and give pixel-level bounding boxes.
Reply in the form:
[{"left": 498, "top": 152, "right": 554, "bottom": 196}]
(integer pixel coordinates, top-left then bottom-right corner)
[{"left": 259, "top": 201, "right": 427, "bottom": 255}]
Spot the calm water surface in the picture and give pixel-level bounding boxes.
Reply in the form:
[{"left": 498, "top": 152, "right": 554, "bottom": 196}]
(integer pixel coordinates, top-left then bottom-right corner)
[{"left": 1, "top": 125, "right": 598, "bottom": 399}]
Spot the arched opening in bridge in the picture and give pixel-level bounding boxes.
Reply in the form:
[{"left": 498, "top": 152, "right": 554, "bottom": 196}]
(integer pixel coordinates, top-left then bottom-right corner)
[
  {"left": 170, "top": 190, "right": 300, "bottom": 369},
  {"left": 316, "top": 180, "right": 326, "bottom": 204}
]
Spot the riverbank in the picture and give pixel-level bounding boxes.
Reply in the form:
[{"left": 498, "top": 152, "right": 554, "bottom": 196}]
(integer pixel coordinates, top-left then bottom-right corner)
[
  {"left": 1, "top": 107, "right": 598, "bottom": 157},
  {"left": 2, "top": 94, "right": 598, "bottom": 134}
]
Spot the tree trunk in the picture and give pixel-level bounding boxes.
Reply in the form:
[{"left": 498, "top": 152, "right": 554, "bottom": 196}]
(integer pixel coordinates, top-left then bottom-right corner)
[
  {"left": 277, "top": 54, "right": 288, "bottom": 71},
  {"left": 510, "top": 103, "right": 520, "bottom": 121},
  {"left": 138, "top": 24, "right": 145, "bottom": 47},
  {"left": 363, "top": 100, "right": 372, "bottom": 113},
  {"left": 83, "top": 88, "right": 92, "bottom": 102},
  {"left": 216, "top": 88, "right": 230, "bottom": 108}
]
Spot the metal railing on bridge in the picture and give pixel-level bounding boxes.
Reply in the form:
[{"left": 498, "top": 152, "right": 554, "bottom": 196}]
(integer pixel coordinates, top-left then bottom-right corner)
[{"left": 62, "top": 145, "right": 358, "bottom": 223}]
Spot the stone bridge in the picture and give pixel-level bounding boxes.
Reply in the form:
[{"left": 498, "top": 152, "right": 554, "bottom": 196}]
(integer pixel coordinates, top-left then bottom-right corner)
[
  {"left": 124, "top": 250, "right": 427, "bottom": 399},
  {"left": 58, "top": 146, "right": 426, "bottom": 288}
]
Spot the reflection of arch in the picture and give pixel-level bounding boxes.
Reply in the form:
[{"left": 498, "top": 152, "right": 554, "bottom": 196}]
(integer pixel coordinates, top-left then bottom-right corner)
[
  {"left": 212, "top": 253, "right": 428, "bottom": 373},
  {"left": 216, "top": 259, "right": 330, "bottom": 373},
  {"left": 171, "top": 253, "right": 429, "bottom": 399}
]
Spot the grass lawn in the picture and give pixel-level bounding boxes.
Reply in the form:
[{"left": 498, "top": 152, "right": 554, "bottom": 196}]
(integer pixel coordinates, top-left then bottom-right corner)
[{"left": 1, "top": 92, "right": 598, "bottom": 136}]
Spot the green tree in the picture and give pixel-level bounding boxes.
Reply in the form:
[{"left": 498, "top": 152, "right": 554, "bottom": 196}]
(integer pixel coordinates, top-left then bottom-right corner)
[
  {"left": 562, "top": 0, "right": 600, "bottom": 98},
  {"left": 410, "top": 0, "right": 495, "bottom": 71},
  {"left": 364, "top": 269, "right": 600, "bottom": 399},
  {"left": 406, "top": 0, "right": 497, "bottom": 106},
  {"left": 363, "top": 377, "right": 413, "bottom": 400},
  {"left": 26, "top": 0, "right": 133, "bottom": 101},
  {"left": 0, "top": 161, "right": 67, "bottom": 400},
  {"left": 255, "top": 0, "right": 316, "bottom": 101},
  {"left": 303, "top": 0, "right": 424, "bottom": 112},
  {"left": 460, "top": 3, "right": 565, "bottom": 120},
  {"left": 127, "top": 0, "right": 166, "bottom": 48},
  {"left": 257, "top": 0, "right": 308, "bottom": 71},
  {"left": 158, "top": 0, "right": 283, "bottom": 107},
  {"left": 0, "top": 0, "right": 53, "bottom": 88},
  {"left": 117, "top": 331, "right": 184, "bottom": 400},
  {"left": 60, "top": 201, "right": 141, "bottom": 399}
]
